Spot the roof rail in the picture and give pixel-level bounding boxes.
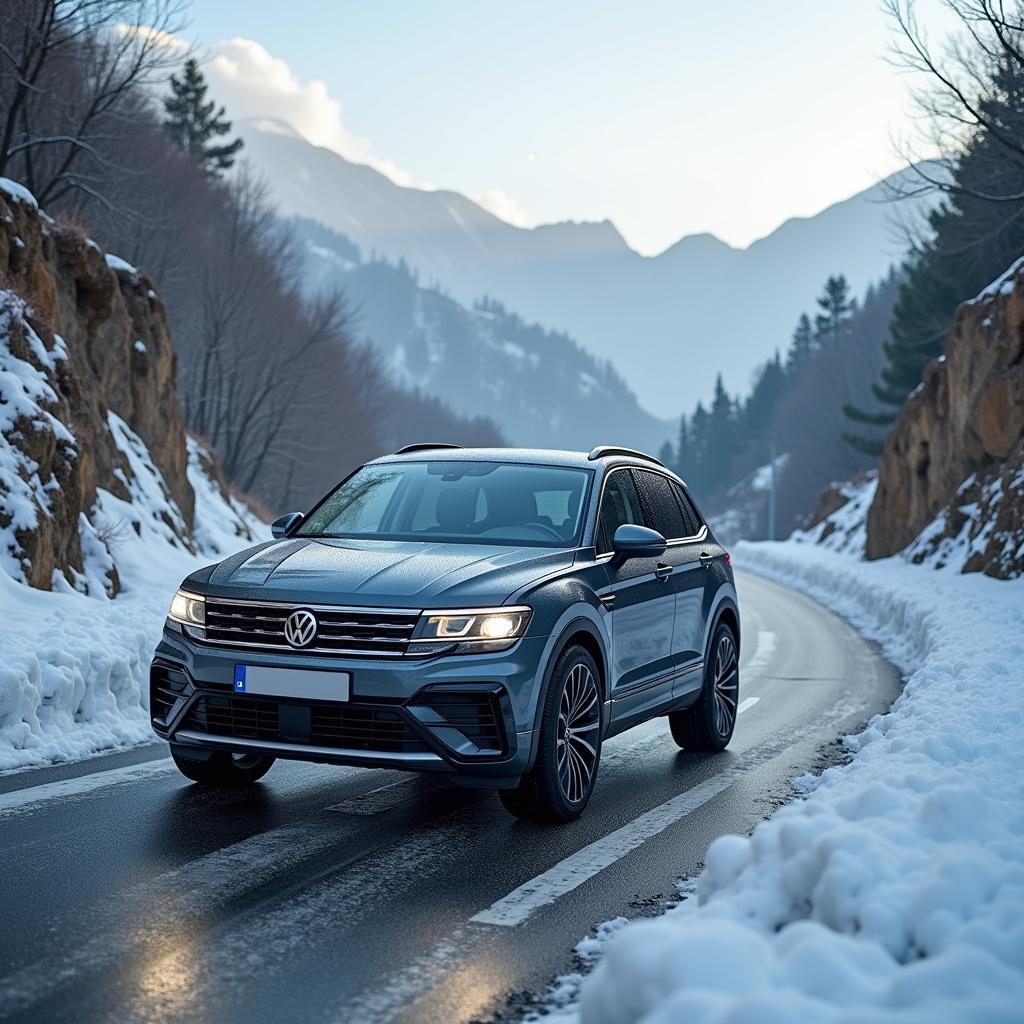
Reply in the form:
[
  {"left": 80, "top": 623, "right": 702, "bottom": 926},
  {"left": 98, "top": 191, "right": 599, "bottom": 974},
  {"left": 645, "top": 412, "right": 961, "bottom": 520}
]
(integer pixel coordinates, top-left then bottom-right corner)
[
  {"left": 587, "top": 445, "right": 664, "bottom": 467},
  {"left": 394, "top": 442, "right": 465, "bottom": 455}
]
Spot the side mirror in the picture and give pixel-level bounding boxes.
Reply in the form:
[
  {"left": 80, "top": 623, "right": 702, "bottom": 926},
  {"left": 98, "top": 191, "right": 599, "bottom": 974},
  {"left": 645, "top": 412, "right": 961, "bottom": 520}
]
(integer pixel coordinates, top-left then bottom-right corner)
[
  {"left": 271, "top": 512, "right": 304, "bottom": 538},
  {"left": 611, "top": 523, "right": 666, "bottom": 566}
]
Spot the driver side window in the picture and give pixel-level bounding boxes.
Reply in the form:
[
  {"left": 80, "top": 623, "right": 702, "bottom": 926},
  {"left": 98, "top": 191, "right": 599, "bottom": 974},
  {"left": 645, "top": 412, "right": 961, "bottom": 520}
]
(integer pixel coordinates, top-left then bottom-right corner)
[{"left": 597, "top": 471, "right": 645, "bottom": 554}]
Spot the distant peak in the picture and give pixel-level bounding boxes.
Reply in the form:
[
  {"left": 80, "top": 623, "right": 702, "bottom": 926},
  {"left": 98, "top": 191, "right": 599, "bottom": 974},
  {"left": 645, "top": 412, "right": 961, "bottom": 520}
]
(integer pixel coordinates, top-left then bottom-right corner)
[
  {"left": 532, "top": 217, "right": 631, "bottom": 254},
  {"left": 241, "top": 116, "right": 306, "bottom": 140},
  {"left": 656, "top": 231, "right": 738, "bottom": 260}
]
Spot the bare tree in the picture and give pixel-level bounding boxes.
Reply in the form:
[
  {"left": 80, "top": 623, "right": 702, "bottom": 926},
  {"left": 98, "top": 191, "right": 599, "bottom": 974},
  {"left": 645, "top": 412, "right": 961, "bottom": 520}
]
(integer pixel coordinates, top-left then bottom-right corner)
[
  {"left": 885, "top": 0, "right": 1024, "bottom": 203},
  {"left": 0, "top": 0, "right": 185, "bottom": 206}
]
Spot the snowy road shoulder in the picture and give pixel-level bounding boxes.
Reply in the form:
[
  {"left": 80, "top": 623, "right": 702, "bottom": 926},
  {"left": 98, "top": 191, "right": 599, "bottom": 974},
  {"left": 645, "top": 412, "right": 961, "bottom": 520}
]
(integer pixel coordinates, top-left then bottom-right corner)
[{"left": 570, "top": 542, "right": 1024, "bottom": 1024}]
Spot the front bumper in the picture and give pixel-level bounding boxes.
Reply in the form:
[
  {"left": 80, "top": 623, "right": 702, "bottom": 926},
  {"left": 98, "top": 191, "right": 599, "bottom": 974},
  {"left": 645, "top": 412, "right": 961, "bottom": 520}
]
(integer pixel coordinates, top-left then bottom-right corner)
[{"left": 151, "top": 625, "right": 545, "bottom": 781}]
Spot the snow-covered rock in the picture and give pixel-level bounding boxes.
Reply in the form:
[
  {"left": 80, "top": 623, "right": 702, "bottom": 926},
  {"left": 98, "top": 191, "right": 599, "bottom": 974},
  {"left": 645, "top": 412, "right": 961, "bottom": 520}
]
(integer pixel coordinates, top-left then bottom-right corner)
[{"left": 868, "top": 256, "right": 1024, "bottom": 573}]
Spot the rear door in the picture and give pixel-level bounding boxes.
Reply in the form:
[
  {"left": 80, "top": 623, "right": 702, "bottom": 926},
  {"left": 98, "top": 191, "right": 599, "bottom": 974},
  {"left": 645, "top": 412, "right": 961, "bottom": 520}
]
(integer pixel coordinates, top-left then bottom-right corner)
[
  {"left": 596, "top": 469, "right": 676, "bottom": 722},
  {"left": 668, "top": 480, "right": 714, "bottom": 699},
  {"left": 632, "top": 470, "right": 706, "bottom": 671}
]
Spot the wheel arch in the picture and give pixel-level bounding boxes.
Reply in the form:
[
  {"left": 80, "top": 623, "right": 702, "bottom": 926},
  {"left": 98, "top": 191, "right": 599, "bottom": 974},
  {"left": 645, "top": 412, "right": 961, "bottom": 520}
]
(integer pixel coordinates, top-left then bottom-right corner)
[
  {"left": 715, "top": 601, "right": 741, "bottom": 655},
  {"left": 526, "top": 613, "right": 609, "bottom": 772}
]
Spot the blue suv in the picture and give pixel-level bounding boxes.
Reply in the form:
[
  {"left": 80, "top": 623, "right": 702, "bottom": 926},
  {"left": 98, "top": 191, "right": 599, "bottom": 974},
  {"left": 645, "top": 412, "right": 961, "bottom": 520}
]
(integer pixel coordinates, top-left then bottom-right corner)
[{"left": 151, "top": 445, "right": 740, "bottom": 821}]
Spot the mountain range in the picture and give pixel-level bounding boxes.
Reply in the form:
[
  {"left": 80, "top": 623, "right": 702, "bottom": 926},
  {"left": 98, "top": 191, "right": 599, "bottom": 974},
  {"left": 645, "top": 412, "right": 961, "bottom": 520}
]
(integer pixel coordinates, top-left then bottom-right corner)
[
  {"left": 238, "top": 117, "right": 931, "bottom": 420},
  {"left": 294, "top": 218, "right": 673, "bottom": 454}
]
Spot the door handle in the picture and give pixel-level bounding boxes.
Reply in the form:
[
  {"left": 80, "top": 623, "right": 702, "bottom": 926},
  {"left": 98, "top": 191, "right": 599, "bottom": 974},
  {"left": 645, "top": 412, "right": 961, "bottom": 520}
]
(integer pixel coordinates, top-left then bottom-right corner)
[
  {"left": 699, "top": 551, "right": 714, "bottom": 569},
  {"left": 655, "top": 562, "right": 672, "bottom": 581}
]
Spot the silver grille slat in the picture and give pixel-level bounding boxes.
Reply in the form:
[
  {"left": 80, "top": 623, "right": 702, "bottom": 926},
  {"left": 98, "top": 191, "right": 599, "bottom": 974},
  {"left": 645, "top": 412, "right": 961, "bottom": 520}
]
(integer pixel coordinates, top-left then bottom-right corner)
[{"left": 202, "top": 598, "right": 421, "bottom": 657}]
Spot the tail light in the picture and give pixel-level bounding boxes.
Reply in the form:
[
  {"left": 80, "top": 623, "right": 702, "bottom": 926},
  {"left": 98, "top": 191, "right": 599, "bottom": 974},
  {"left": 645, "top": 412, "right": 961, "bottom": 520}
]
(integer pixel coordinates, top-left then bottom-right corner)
[{"left": 724, "top": 552, "right": 732, "bottom": 566}]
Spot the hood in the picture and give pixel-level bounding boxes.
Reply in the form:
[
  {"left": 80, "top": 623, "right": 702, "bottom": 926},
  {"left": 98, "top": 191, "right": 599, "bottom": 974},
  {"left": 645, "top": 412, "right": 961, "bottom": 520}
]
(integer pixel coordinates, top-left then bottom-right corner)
[{"left": 194, "top": 537, "right": 576, "bottom": 607}]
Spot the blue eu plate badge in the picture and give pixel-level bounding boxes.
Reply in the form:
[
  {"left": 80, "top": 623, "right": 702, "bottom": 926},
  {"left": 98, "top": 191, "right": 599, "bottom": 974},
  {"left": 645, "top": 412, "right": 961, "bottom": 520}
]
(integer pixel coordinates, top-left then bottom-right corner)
[{"left": 234, "top": 665, "right": 246, "bottom": 693}]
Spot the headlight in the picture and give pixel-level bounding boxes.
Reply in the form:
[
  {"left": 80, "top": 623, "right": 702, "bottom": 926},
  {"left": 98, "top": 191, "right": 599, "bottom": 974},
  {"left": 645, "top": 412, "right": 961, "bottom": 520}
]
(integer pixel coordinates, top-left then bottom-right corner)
[
  {"left": 169, "top": 589, "right": 206, "bottom": 626},
  {"left": 411, "top": 606, "right": 531, "bottom": 653}
]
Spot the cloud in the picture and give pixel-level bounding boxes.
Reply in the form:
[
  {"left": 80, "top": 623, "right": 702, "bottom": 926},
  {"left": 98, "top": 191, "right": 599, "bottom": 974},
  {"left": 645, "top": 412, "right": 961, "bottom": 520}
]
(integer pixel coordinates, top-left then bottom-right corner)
[
  {"left": 473, "top": 188, "right": 531, "bottom": 228},
  {"left": 201, "top": 37, "right": 412, "bottom": 186},
  {"left": 143, "top": 32, "right": 534, "bottom": 224}
]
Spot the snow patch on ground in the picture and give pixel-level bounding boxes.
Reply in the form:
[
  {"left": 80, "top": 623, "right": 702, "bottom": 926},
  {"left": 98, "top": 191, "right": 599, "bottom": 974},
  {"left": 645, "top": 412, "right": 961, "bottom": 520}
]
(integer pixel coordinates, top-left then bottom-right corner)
[{"left": 570, "top": 541, "right": 1023, "bottom": 1024}]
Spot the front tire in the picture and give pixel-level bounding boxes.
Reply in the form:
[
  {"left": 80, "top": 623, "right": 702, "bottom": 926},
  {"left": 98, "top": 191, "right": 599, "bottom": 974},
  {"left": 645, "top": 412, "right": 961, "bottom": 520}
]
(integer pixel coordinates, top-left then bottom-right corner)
[
  {"left": 171, "top": 745, "right": 276, "bottom": 787},
  {"left": 668, "top": 623, "right": 738, "bottom": 752},
  {"left": 500, "top": 645, "right": 602, "bottom": 822}
]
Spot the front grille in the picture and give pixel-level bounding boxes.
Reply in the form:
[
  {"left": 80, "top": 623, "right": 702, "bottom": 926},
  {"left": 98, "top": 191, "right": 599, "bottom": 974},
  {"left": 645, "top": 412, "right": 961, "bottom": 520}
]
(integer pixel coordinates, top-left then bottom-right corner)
[
  {"left": 150, "top": 662, "right": 190, "bottom": 724},
  {"left": 423, "top": 693, "right": 503, "bottom": 751},
  {"left": 185, "top": 695, "right": 430, "bottom": 754},
  {"left": 202, "top": 600, "right": 420, "bottom": 656}
]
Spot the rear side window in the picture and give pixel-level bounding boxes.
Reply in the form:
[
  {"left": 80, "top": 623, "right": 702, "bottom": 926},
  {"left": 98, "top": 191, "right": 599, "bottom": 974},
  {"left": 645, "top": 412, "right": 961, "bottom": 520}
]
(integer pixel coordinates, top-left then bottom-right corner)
[
  {"left": 673, "top": 483, "right": 704, "bottom": 537},
  {"left": 597, "top": 470, "right": 644, "bottom": 553},
  {"left": 634, "top": 471, "right": 688, "bottom": 540}
]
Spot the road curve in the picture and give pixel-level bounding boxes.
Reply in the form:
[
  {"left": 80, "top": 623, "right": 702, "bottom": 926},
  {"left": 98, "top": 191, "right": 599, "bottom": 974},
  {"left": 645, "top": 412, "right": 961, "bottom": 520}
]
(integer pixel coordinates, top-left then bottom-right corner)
[{"left": 0, "top": 570, "right": 901, "bottom": 1024}]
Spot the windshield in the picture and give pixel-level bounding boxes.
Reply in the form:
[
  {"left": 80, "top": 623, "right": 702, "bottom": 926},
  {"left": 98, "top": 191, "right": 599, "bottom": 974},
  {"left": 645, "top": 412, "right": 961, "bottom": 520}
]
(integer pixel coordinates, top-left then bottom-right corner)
[{"left": 298, "top": 461, "right": 591, "bottom": 547}]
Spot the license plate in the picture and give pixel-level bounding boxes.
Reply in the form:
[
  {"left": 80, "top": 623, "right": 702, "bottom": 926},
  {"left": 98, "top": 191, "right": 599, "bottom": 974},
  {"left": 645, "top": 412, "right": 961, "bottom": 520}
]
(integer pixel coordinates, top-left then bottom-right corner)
[{"left": 233, "top": 665, "right": 350, "bottom": 702}]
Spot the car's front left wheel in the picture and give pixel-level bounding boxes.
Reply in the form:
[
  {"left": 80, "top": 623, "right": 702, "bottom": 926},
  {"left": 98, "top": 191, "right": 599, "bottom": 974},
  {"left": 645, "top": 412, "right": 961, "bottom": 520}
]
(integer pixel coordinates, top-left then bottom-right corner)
[
  {"left": 170, "top": 745, "right": 276, "bottom": 786},
  {"left": 500, "top": 645, "right": 602, "bottom": 822}
]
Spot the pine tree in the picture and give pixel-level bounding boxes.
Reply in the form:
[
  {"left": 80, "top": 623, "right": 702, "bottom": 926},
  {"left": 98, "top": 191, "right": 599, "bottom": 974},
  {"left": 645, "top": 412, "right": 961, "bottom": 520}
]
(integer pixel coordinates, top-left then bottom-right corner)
[
  {"left": 813, "top": 275, "right": 855, "bottom": 348},
  {"left": 742, "top": 351, "right": 786, "bottom": 438},
  {"left": 704, "top": 374, "right": 738, "bottom": 495},
  {"left": 687, "top": 402, "right": 710, "bottom": 496},
  {"left": 786, "top": 313, "right": 815, "bottom": 374},
  {"left": 657, "top": 440, "right": 675, "bottom": 469},
  {"left": 163, "top": 58, "right": 243, "bottom": 176},
  {"left": 675, "top": 414, "right": 689, "bottom": 473}
]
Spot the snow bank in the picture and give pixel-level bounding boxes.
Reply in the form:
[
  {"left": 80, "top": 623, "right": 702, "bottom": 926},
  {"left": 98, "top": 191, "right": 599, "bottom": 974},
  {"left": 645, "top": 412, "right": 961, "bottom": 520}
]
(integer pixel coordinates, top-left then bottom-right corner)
[
  {"left": 577, "top": 541, "right": 1024, "bottom": 1024},
  {"left": 0, "top": 436, "right": 268, "bottom": 772}
]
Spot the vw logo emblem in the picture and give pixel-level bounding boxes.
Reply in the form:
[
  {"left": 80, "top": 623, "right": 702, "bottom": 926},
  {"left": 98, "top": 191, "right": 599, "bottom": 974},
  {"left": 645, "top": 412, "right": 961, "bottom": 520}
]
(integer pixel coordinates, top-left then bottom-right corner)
[{"left": 284, "top": 609, "right": 318, "bottom": 648}]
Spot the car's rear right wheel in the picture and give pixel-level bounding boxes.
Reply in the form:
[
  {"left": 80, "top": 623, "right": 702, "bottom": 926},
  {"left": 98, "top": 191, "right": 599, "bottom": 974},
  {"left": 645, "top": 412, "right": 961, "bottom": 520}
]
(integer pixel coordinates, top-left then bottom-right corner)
[
  {"left": 668, "top": 622, "right": 738, "bottom": 751},
  {"left": 170, "top": 745, "right": 276, "bottom": 786},
  {"left": 500, "top": 644, "right": 602, "bottom": 822}
]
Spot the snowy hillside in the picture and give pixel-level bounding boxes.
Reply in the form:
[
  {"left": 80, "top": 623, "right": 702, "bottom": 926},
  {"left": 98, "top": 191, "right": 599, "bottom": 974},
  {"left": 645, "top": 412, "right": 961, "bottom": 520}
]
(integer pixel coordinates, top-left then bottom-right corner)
[
  {"left": 295, "top": 219, "right": 673, "bottom": 453},
  {"left": 0, "top": 436, "right": 268, "bottom": 772},
  {"left": 240, "top": 118, "right": 934, "bottom": 417}
]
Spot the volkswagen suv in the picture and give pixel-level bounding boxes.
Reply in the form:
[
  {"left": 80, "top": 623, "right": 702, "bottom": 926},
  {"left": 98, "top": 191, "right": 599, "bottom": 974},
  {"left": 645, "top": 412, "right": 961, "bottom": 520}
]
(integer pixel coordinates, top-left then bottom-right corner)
[{"left": 151, "top": 445, "right": 740, "bottom": 821}]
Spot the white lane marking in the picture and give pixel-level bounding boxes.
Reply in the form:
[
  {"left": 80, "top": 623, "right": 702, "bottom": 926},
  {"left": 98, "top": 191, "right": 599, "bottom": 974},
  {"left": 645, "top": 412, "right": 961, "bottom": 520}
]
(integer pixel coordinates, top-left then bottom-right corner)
[
  {"left": 737, "top": 696, "right": 760, "bottom": 715},
  {"left": 470, "top": 765, "right": 748, "bottom": 927},
  {"left": 343, "top": 737, "right": 806, "bottom": 1023},
  {"left": 0, "top": 757, "right": 176, "bottom": 818},
  {"left": 743, "top": 627, "right": 776, "bottom": 678},
  {"left": 326, "top": 775, "right": 429, "bottom": 815}
]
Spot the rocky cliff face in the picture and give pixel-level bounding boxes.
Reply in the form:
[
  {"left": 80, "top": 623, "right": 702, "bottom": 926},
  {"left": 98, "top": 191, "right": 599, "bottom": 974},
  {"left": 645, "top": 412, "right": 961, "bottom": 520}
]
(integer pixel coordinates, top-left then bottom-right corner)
[
  {"left": 0, "top": 179, "right": 213, "bottom": 594},
  {"left": 867, "top": 258, "right": 1024, "bottom": 577}
]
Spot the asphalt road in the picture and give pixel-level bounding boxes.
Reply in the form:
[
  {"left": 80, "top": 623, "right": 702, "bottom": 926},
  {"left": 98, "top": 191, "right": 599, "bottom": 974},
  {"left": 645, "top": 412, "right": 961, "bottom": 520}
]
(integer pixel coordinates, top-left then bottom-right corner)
[{"left": 0, "top": 570, "right": 901, "bottom": 1024}]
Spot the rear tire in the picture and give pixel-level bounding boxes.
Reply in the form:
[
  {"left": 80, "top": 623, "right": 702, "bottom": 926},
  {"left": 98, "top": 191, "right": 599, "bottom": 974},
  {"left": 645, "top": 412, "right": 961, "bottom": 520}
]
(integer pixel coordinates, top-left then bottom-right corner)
[
  {"left": 500, "top": 645, "right": 602, "bottom": 822},
  {"left": 170, "top": 745, "right": 275, "bottom": 786},
  {"left": 668, "top": 622, "right": 738, "bottom": 752}
]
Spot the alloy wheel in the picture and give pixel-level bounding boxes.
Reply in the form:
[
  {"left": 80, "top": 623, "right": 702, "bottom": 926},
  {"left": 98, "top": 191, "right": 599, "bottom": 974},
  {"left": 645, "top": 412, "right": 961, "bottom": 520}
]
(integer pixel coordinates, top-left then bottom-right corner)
[
  {"left": 712, "top": 632, "right": 739, "bottom": 736},
  {"left": 556, "top": 662, "right": 600, "bottom": 803}
]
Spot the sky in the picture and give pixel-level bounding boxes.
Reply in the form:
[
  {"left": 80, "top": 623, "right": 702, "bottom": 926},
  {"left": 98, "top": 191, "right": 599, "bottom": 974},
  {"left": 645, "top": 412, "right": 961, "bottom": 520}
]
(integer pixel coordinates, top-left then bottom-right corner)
[{"left": 181, "top": 0, "right": 953, "bottom": 255}]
